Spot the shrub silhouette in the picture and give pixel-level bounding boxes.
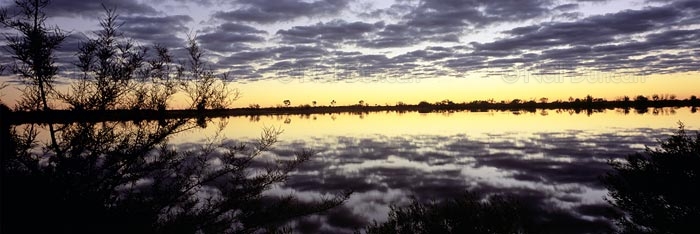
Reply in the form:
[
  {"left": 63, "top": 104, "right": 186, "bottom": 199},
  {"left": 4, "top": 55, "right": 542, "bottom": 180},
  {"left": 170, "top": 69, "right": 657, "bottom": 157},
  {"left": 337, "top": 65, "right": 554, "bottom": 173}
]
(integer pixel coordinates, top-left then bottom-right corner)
[
  {"left": 602, "top": 123, "right": 700, "bottom": 234},
  {"left": 1, "top": 1, "right": 236, "bottom": 112},
  {"left": 362, "top": 193, "right": 529, "bottom": 234},
  {"left": 1, "top": 119, "right": 349, "bottom": 234},
  {"left": 0, "top": 0, "right": 67, "bottom": 111}
]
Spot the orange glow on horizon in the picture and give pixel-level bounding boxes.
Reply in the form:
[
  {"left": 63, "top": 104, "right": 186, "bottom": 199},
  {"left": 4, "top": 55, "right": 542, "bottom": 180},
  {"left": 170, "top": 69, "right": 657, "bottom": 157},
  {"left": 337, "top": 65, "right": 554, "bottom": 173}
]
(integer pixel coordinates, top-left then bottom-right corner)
[
  {"left": 1, "top": 71, "right": 698, "bottom": 109},
  {"left": 226, "top": 71, "right": 700, "bottom": 108}
]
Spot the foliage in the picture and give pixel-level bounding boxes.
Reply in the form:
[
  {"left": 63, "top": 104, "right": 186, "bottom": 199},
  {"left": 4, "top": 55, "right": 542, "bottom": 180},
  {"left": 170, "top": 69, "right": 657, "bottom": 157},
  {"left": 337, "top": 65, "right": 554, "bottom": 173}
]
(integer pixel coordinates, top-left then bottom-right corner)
[
  {"left": 362, "top": 193, "right": 529, "bottom": 234},
  {"left": 2, "top": 1, "right": 236, "bottom": 112},
  {"left": 1, "top": 1, "right": 346, "bottom": 233},
  {"left": 178, "top": 36, "right": 239, "bottom": 111},
  {"left": 0, "top": 0, "right": 67, "bottom": 111},
  {"left": 1, "top": 119, "right": 349, "bottom": 234},
  {"left": 602, "top": 123, "right": 700, "bottom": 234},
  {"left": 59, "top": 6, "right": 234, "bottom": 111},
  {"left": 60, "top": 6, "right": 147, "bottom": 110}
]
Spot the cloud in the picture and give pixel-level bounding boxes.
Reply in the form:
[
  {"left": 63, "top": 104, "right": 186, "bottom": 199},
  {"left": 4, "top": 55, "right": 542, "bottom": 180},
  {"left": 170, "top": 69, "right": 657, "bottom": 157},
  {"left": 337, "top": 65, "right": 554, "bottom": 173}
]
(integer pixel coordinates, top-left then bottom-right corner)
[
  {"left": 443, "top": 0, "right": 700, "bottom": 75},
  {"left": 212, "top": 0, "right": 351, "bottom": 24},
  {"left": 45, "top": 0, "right": 158, "bottom": 18},
  {"left": 235, "top": 127, "right": 677, "bottom": 233},
  {"left": 355, "top": 26, "right": 416, "bottom": 48},
  {"left": 406, "top": 0, "right": 552, "bottom": 28},
  {"left": 218, "top": 50, "right": 273, "bottom": 65},
  {"left": 198, "top": 23, "right": 267, "bottom": 53},
  {"left": 119, "top": 15, "right": 193, "bottom": 48},
  {"left": 2, "top": 0, "right": 698, "bottom": 82},
  {"left": 553, "top": 3, "right": 579, "bottom": 12},
  {"left": 354, "top": 0, "right": 552, "bottom": 48},
  {"left": 356, "top": 2, "right": 415, "bottom": 19},
  {"left": 277, "top": 20, "right": 381, "bottom": 46}
]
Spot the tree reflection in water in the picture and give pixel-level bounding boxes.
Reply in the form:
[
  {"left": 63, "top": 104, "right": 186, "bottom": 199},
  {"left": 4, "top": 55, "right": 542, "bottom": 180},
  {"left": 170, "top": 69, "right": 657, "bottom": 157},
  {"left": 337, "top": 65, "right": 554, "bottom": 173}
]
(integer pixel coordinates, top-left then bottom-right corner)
[{"left": 1, "top": 118, "right": 349, "bottom": 234}]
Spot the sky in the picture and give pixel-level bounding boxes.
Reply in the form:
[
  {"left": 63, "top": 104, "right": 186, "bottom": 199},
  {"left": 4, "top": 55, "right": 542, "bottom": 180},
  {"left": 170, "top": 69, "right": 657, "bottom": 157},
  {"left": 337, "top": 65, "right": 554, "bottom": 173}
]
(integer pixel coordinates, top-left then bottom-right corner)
[{"left": 0, "top": 0, "right": 699, "bottom": 108}]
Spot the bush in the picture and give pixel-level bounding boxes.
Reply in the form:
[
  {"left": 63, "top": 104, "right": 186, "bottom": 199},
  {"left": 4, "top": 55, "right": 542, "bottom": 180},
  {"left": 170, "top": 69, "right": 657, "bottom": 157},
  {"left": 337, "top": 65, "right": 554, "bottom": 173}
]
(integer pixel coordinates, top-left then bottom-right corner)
[
  {"left": 362, "top": 193, "right": 528, "bottom": 234},
  {"left": 1, "top": 120, "right": 349, "bottom": 234},
  {"left": 602, "top": 123, "right": 700, "bottom": 234}
]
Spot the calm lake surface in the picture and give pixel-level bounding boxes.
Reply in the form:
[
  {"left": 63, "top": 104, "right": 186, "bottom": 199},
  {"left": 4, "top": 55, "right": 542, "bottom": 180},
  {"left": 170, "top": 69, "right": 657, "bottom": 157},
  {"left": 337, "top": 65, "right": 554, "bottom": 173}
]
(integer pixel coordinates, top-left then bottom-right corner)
[{"left": 169, "top": 107, "right": 699, "bottom": 233}]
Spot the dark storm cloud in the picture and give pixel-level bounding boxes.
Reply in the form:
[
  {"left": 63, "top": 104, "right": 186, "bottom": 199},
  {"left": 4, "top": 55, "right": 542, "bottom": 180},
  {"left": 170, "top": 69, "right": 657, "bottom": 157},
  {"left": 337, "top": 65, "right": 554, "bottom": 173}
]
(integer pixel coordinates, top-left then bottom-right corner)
[
  {"left": 169, "top": 0, "right": 225, "bottom": 7},
  {"left": 198, "top": 23, "right": 267, "bottom": 53},
  {"left": 45, "top": 0, "right": 158, "bottom": 18},
  {"left": 217, "top": 45, "right": 329, "bottom": 67},
  {"left": 274, "top": 45, "right": 328, "bottom": 60},
  {"left": 357, "top": 2, "right": 414, "bottom": 19},
  {"left": 212, "top": 0, "right": 351, "bottom": 24},
  {"left": 214, "top": 45, "right": 335, "bottom": 79},
  {"left": 391, "top": 46, "right": 458, "bottom": 64},
  {"left": 553, "top": 3, "right": 579, "bottom": 12},
  {"left": 119, "top": 15, "right": 193, "bottom": 48},
  {"left": 355, "top": 23, "right": 417, "bottom": 48},
  {"left": 355, "top": 0, "right": 552, "bottom": 48},
  {"left": 276, "top": 20, "right": 380, "bottom": 46},
  {"left": 442, "top": 0, "right": 700, "bottom": 75},
  {"left": 474, "top": 5, "right": 682, "bottom": 52},
  {"left": 223, "top": 65, "right": 263, "bottom": 80},
  {"left": 322, "top": 52, "right": 429, "bottom": 79},
  {"left": 55, "top": 33, "right": 89, "bottom": 53},
  {"left": 407, "top": 0, "right": 551, "bottom": 27},
  {"left": 442, "top": 55, "right": 488, "bottom": 72},
  {"left": 218, "top": 50, "right": 274, "bottom": 65},
  {"left": 15, "top": 0, "right": 693, "bottom": 81}
]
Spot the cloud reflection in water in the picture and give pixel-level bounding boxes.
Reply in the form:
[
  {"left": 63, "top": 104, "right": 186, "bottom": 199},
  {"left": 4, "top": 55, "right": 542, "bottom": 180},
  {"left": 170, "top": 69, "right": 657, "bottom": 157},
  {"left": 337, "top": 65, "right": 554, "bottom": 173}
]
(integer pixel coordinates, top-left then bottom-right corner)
[{"left": 244, "top": 128, "right": 675, "bottom": 233}]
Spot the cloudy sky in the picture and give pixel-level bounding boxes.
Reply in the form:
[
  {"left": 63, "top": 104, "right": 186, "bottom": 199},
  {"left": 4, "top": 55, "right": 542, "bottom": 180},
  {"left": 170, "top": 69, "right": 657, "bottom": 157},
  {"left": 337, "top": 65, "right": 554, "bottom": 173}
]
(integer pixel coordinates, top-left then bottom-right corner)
[{"left": 1, "top": 0, "right": 699, "bottom": 107}]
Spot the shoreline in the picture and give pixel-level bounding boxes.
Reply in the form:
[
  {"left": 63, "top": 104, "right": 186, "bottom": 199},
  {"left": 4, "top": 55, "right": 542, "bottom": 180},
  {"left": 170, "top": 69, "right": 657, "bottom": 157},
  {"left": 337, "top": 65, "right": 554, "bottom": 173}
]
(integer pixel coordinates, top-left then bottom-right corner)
[{"left": 3, "top": 99, "right": 698, "bottom": 124}]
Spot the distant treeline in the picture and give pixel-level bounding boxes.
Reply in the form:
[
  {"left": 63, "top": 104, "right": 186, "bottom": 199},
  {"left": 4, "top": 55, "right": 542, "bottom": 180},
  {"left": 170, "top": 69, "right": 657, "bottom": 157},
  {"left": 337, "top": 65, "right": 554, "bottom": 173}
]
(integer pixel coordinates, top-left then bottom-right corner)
[
  {"left": 406, "top": 94, "right": 699, "bottom": 112},
  {"left": 2, "top": 94, "right": 698, "bottom": 124}
]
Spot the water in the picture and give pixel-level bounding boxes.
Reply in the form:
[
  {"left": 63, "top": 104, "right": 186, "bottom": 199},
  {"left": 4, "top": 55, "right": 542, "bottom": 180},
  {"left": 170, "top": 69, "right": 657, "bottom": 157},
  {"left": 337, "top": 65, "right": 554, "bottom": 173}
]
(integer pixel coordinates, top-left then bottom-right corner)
[
  {"left": 172, "top": 107, "right": 699, "bottom": 233},
  {"left": 9, "top": 107, "right": 699, "bottom": 233}
]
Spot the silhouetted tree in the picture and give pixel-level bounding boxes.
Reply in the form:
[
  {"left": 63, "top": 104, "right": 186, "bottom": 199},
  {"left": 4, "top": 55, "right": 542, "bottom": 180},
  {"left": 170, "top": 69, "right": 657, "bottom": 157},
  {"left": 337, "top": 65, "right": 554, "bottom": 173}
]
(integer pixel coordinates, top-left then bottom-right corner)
[
  {"left": 60, "top": 6, "right": 146, "bottom": 111},
  {"left": 362, "top": 193, "right": 529, "bottom": 234},
  {"left": 57, "top": 6, "right": 179, "bottom": 111},
  {"left": 0, "top": 0, "right": 67, "bottom": 111},
  {"left": 602, "top": 123, "right": 700, "bottom": 234},
  {"left": 283, "top": 99, "right": 291, "bottom": 107},
  {"left": 57, "top": 7, "right": 235, "bottom": 111},
  {"left": 132, "top": 44, "right": 178, "bottom": 111},
  {"left": 652, "top": 94, "right": 660, "bottom": 101},
  {"left": 634, "top": 95, "right": 649, "bottom": 102},
  {"left": 438, "top": 99, "right": 454, "bottom": 105},
  {"left": 1, "top": 0, "right": 65, "bottom": 153},
  {"left": 2, "top": 119, "right": 349, "bottom": 234},
  {"left": 179, "top": 36, "right": 239, "bottom": 111}
]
